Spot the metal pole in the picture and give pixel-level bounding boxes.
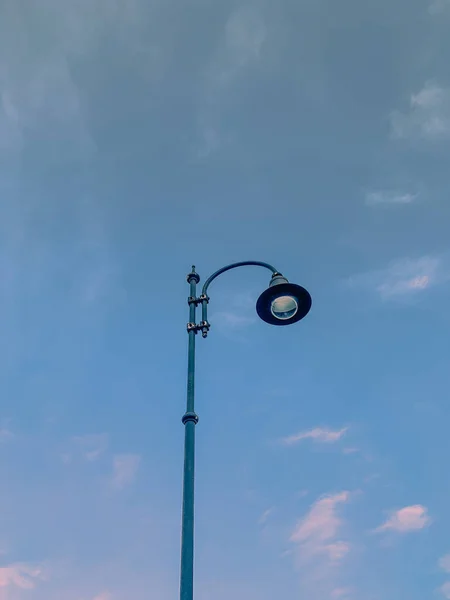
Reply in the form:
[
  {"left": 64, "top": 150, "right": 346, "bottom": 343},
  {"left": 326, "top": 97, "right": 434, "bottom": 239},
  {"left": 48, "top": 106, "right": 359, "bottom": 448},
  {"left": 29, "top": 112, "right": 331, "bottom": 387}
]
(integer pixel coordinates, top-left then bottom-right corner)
[
  {"left": 179, "top": 261, "right": 281, "bottom": 600},
  {"left": 180, "top": 267, "right": 200, "bottom": 600}
]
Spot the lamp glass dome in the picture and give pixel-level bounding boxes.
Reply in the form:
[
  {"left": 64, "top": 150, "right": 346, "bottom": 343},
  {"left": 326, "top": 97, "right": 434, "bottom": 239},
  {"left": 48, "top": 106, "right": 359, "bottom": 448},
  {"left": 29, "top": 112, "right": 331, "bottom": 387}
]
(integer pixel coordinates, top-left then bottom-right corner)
[
  {"left": 271, "top": 295, "right": 298, "bottom": 320},
  {"left": 256, "top": 280, "right": 312, "bottom": 326}
]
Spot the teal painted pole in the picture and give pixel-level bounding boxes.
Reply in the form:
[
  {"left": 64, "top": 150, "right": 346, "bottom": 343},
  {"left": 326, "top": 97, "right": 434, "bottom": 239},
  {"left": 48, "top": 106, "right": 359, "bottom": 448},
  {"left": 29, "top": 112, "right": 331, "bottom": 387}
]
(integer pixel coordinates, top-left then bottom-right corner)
[
  {"left": 179, "top": 261, "right": 282, "bottom": 600},
  {"left": 180, "top": 267, "right": 200, "bottom": 600}
]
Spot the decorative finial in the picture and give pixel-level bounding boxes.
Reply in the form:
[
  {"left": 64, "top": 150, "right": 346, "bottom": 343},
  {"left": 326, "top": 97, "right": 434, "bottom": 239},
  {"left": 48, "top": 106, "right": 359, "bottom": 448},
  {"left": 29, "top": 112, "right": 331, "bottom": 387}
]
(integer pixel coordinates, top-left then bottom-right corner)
[{"left": 187, "top": 265, "right": 200, "bottom": 284}]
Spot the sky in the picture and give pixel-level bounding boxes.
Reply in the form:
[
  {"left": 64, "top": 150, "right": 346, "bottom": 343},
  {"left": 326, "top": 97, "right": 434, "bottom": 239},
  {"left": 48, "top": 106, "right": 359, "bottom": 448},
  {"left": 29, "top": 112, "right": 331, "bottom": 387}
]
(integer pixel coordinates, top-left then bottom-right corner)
[{"left": 1, "top": 0, "right": 450, "bottom": 599}]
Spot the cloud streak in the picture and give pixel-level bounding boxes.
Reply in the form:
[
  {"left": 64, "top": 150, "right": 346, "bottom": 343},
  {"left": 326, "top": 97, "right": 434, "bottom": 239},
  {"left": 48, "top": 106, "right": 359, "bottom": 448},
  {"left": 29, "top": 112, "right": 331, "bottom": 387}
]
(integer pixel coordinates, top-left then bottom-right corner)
[
  {"left": 365, "top": 190, "right": 417, "bottom": 206},
  {"left": 282, "top": 427, "right": 348, "bottom": 446}
]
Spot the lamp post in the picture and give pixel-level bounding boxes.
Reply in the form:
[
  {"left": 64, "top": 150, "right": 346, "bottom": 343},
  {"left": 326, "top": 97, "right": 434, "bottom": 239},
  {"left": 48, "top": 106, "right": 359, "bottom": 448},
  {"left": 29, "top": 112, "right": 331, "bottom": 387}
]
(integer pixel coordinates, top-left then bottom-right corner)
[{"left": 180, "top": 261, "right": 312, "bottom": 600}]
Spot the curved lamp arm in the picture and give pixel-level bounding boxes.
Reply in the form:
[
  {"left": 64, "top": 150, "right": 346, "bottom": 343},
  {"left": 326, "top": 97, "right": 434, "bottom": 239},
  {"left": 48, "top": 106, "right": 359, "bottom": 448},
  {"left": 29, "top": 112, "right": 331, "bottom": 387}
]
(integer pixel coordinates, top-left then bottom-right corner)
[
  {"left": 199, "top": 261, "right": 280, "bottom": 337},
  {"left": 202, "top": 260, "right": 278, "bottom": 295}
]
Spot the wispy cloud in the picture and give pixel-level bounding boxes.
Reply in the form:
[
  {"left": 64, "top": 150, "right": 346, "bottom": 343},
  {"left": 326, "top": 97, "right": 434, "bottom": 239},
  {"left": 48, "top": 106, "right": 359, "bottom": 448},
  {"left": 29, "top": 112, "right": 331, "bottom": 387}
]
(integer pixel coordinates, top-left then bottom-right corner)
[
  {"left": 0, "top": 427, "right": 14, "bottom": 443},
  {"left": 72, "top": 434, "right": 109, "bottom": 462},
  {"left": 441, "top": 582, "right": 450, "bottom": 599},
  {"left": 390, "top": 82, "right": 450, "bottom": 141},
  {"left": 282, "top": 427, "right": 348, "bottom": 446},
  {"left": 375, "top": 505, "right": 431, "bottom": 533},
  {"left": 365, "top": 190, "right": 417, "bottom": 206},
  {"left": 0, "top": 563, "right": 45, "bottom": 591},
  {"left": 259, "top": 507, "right": 274, "bottom": 525},
  {"left": 290, "top": 492, "right": 352, "bottom": 598},
  {"left": 213, "top": 5, "right": 267, "bottom": 87},
  {"left": 195, "top": 5, "right": 267, "bottom": 158},
  {"left": 290, "top": 492, "right": 351, "bottom": 562},
  {"left": 342, "top": 447, "right": 359, "bottom": 455},
  {"left": 347, "top": 255, "right": 449, "bottom": 300},
  {"left": 112, "top": 454, "right": 141, "bottom": 490},
  {"left": 429, "top": 0, "right": 450, "bottom": 14},
  {"left": 331, "top": 588, "right": 353, "bottom": 599},
  {"left": 93, "top": 592, "right": 112, "bottom": 600},
  {"left": 440, "top": 555, "right": 450, "bottom": 573}
]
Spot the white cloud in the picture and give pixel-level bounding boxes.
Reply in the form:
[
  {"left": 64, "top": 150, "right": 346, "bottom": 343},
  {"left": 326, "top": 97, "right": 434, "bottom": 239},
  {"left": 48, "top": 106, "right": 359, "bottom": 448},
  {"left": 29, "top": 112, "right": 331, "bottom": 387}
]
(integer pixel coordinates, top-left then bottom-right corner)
[
  {"left": 112, "top": 454, "right": 141, "bottom": 490},
  {"left": 282, "top": 427, "right": 348, "bottom": 446},
  {"left": 0, "top": 563, "right": 45, "bottom": 590},
  {"left": 347, "top": 255, "right": 449, "bottom": 300},
  {"left": 375, "top": 505, "right": 431, "bottom": 533},
  {"left": 391, "top": 82, "right": 450, "bottom": 141},
  {"left": 365, "top": 190, "right": 417, "bottom": 206},
  {"left": 441, "top": 582, "right": 450, "bottom": 599},
  {"left": 439, "top": 555, "right": 450, "bottom": 573}
]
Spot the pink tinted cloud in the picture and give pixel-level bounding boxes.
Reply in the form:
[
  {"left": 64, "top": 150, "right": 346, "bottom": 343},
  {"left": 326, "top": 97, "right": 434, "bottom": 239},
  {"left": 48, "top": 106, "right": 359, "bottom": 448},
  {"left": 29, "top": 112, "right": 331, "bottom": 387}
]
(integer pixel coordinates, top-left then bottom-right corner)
[
  {"left": 290, "top": 492, "right": 352, "bottom": 598},
  {"left": 376, "top": 505, "right": 431, "bottom": 533},
  {"left": 282, "top": 427, "right": 348, "bottom": 446},
  {"left": 290, "top": 492, "right": 351, "bottom": 561},
  {"left": 112, "top": 454, "right": 141, "bottom": 489},
  {"left": 93, "top": 593, "right": 112, "bottom": 600},
  {"left": 0, "top": 563, "right": 45, "bottom": 590},
  {"left": 331, "top": 588, "right": 353, "bottom": 599}
]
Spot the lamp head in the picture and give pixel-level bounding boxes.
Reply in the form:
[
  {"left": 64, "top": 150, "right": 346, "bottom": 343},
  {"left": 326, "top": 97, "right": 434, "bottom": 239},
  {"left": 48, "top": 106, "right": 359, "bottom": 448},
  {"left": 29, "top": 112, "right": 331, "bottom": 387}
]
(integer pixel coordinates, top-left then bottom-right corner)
[{"left": 256, "top": 273, "right": 312, "bottom": 326}]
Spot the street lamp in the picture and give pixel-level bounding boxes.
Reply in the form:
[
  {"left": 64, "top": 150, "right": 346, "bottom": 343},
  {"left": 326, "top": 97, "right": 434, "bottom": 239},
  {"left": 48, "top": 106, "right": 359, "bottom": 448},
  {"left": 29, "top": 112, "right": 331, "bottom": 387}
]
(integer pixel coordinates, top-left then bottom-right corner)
[{"left": 180, "top": 261, "right": 312, "bottom": 600}]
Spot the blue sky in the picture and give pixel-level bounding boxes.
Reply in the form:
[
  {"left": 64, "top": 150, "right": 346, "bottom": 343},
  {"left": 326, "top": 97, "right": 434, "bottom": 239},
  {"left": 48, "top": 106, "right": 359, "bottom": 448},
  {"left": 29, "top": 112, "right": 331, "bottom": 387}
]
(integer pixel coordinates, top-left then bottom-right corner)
[{"left": 1, "top": 0, "right": 450, "bottom": 598}]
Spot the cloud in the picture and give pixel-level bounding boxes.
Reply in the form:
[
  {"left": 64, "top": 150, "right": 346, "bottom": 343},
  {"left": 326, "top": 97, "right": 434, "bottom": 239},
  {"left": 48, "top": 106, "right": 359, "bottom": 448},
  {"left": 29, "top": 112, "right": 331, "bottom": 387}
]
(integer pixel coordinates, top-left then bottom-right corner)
[
  {"left": 439, "top": 555, "right": 450, "bottom": 572},
  {"left": 93, "top": 592, "right": 112, "bottom": 600},
  {"left": 0, "top": 563, "right": 45, "bottom": 590},
  {"left": 331, "top": 588, "right": 353, "bottom": 599},
  {"left": 289, "top": 492, "right": 352, "bottom": 599},
  {"left": 0, "top": 427, "right": 14, "bottom": 443},
  {"left": 347, "top": 255, "right": 449, "bottom": 300},
  {"left": 365, "top": 190, "right": 417, "bottom": 206},
  {"left": 112, "top": 454, "right": 141, "bottom": 490},
  {"left": 429, "top": 0, "right": 450, "bottom": 14},
  {"left": 0, "top": 52, "right": 95, "bottom": 160},
  {"left": 342, "top": 447, "right": 359, "bottom": 455},
  {"left": 375, "top": 505, "right": 431, "bottom": 533},
  {"left": 441, "top": 582, "right": 450, "bottom": 599},
  {"left": 195, "top": 5, "right": 266, "bottom": 158},
  {"left": 259, "top": 508, "right": 274, "bottom": 525},
  {"left": 390, "top": 82, "right": 450, "bottom": 141},
  {"left": 282, "top": 427, "right": 348, "bottom": 446},
  {"left": 290, "top": 492, "right": 351, "bottom": 562},
  {"left": 72, "top": 434, "right": 109, "bottom": 462},
  {"left": 0, "top": 0, "right": 153, "bottom": 163}
]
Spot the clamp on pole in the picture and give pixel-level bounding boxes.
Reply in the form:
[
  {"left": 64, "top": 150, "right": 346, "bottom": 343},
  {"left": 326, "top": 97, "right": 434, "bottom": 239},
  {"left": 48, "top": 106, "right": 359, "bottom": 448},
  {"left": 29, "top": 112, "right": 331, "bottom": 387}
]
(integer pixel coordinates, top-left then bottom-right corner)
[{"left": 186, "top": 320, "right": 211, "bottom": 337}]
